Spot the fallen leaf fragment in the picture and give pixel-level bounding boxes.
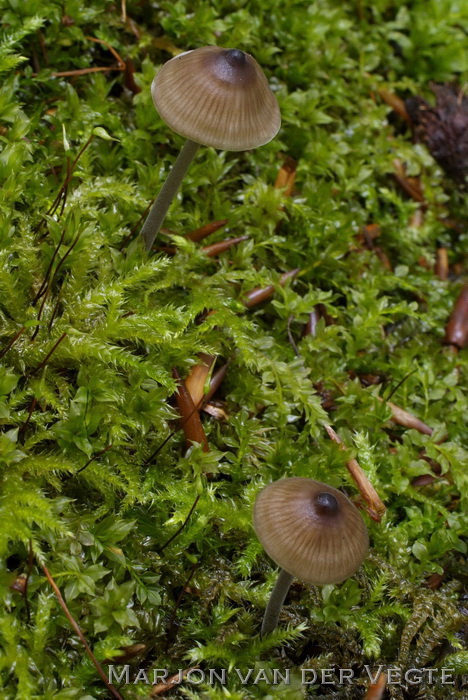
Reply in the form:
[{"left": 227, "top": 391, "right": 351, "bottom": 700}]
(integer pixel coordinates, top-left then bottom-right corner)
[
  {"left": 185, "top": 354, "right": 215, "bottom": 407},
  {"left": 275, "top": 156, "right": 297, "bottom": 197}
]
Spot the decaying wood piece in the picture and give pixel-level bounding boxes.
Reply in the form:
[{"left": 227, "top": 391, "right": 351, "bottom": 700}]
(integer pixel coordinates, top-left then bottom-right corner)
[
  {"left": 444, "top": 284, "right": 468, "bottom": 348},
  {"left": 324, "top": 424, "right": 386, "bottom": 522}
]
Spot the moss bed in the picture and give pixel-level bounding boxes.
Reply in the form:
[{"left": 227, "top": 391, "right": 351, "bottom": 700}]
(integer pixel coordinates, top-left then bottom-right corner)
[{"left": 0, "top": 1, "right": 467, "bottom": 698}]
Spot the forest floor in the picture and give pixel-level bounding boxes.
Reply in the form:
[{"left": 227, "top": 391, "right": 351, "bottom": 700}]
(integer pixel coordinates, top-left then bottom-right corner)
[{"left": 0, "top": 1, "right": 467, "bottom": 699}]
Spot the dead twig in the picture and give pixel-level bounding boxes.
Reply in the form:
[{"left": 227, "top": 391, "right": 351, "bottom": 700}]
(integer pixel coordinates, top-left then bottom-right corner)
[
  {"left": 378, "top": 88, "right": 411, "bottom": 123},
  {"left": 185, "top": 219, "right": 228, "bottom": 243},
  {"left": 51, "top": 36, "right": 125, "bottom": 78},
  {"left": 202, "top": 235, "right": 249, "bottom": 257},
  {"left": 42, "top": 564, "right": 125, "bottom": 700},
  {"left": 393, "top": 159, "right": 425, "bottom": 203}
]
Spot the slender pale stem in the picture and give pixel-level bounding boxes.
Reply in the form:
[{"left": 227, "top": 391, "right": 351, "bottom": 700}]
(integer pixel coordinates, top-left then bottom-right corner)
[
  {"left": 261, "top": 568, "right": 294, "bottom": 637},
  {"left": 141, "top": 139, "right": 200, "bottom": 251}
]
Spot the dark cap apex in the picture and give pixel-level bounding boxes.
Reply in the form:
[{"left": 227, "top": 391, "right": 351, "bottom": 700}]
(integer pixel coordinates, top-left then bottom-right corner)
[
  {"left": 314, "top": 492, "right": 340, "bottom": 517},
  {"left": 225, "top": 49, "right": 247, "bottom": 67}
]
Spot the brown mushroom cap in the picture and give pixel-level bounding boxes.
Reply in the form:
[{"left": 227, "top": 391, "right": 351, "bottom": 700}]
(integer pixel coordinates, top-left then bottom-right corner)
[
  {"left": 151, "top": 46, "right": 281, "bottom": 151},
  {"left": 253, "top": 477, "right": 369, "bottom": 585}
]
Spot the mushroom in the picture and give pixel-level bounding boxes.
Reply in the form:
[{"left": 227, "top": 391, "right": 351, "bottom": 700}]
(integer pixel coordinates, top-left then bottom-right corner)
[
  {"left": 253, "top": 477, "right": 369, "bottom": 637},
  {"left": 140, "top": 46, "right": 281, "bottom": 251}
]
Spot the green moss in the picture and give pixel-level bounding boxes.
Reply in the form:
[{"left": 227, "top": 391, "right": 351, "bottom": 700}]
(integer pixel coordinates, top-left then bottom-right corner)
[{"left": 0, "top": 1, "right": 467, "bottom": 698}]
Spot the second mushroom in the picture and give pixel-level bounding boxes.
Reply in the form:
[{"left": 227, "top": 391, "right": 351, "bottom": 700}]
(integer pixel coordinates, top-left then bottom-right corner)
[{"left": 254, "top": 477, "right": 369, "bottom": 637}]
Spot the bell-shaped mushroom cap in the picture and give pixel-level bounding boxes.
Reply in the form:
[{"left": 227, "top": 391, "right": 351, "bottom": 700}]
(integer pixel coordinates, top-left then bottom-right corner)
[
  {"left": 253, "top": 478, "right": 368, "bottom": 585},
  {"left": 152, "top": 46, "right": 281, "bottom": 151}
]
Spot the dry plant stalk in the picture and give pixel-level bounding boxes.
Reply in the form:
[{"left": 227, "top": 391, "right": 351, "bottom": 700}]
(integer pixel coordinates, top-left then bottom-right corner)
[
  {"left": 324, "top": 424, "right": 386, "bottom": 521},
  {"left": 393, "top": 159, "right": 425, "bottom": 203}
]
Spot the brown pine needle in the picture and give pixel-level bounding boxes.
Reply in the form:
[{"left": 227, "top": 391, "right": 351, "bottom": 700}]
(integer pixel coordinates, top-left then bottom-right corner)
[
  {"left": 378, "top": 397, "right": 433, "bottom": 436},
  {"left": 243, "top": 269, "right": 299, "bottom": 308},
  {"left": 364, "top": 671, "right": 386, "bottom": 699},
  {"left": 149, "top": 668, "right": 199, "bottom": 696},
  {"left": 324, "top": 424, "right": 386, "bottom": 521},
  {"left": 172, "top": 368, "right": 209, "bottom": 451}
]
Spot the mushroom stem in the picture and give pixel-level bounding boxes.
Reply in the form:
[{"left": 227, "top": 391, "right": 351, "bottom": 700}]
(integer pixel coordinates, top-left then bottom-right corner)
[
  {"left": 261, "top": 568, "right": 294, "bottom": 637},
  {"left": 141, "top": 139, "right": 200, "bottom": 251}
]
